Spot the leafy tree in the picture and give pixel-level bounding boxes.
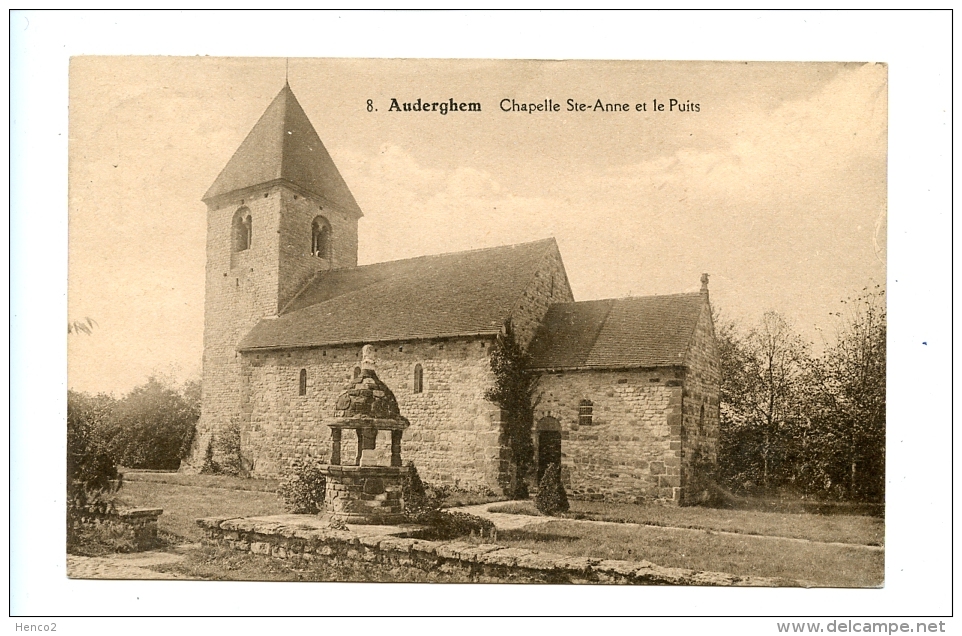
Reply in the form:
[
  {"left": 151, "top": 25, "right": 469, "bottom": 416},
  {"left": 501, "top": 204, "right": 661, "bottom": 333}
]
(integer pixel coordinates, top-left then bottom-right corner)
[
  {"left": 485, "top": 321, "right": 538, "bottom": 499},
  {"left": 717, "top": 311, "right": 811, "bottom": 494},
  {"left": 807, "top": 286, "right": 886, "bottom": 501},
  {"left": 67, "top": 390, "right": 121, "bottom": 551},
  {"left": 67, "top": 390, "right": 119, "bottom": 494},
  {"left": 716, "top": 289, "right": 885, "bottom": 503},
  {"left": 104, "top": 376, "right": 199, "bottom": 470}
]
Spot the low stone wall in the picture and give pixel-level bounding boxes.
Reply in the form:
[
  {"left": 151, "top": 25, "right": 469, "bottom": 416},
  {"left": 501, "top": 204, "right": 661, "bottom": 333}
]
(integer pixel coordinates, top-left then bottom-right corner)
[
  {"left": 72, "top": 508, "right": 164, "bottom": 551},
  {"left": 197, "top": 515, "right": 798, "bottom": 586}
]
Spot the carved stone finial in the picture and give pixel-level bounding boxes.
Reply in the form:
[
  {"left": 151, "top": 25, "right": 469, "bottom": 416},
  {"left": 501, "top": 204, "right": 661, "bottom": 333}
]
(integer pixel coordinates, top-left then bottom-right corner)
[
  {"left": 361, "top": 344, "right": 376, "bottom": 371},
  {"left": 700, "top": 273, "right": 709, "bottom": 293}
]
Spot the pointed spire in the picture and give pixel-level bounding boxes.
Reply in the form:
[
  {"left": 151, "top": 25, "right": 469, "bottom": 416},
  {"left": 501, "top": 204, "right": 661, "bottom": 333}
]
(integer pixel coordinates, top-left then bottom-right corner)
[{"left": 203, "top": 84, "right": 363, "bottom": 217}]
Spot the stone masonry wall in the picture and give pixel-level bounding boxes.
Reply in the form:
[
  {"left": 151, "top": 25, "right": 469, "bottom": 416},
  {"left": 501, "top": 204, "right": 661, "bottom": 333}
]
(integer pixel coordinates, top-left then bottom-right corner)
[
  {"left": 510, "top": 245, "right": 574, "bottom": 349},
  {"left": 277, "top": 188, "right": 358, "bottom": 313},
  {"left": 242, "top": 337, "right": 504, "bottom": 490},
  {"left": 187, "top": 183, "right": 359, "bottom": 471},
  {"left": 533, "top": 368, "right": 685, "bottom": 503},
  {"left": 197, "top": 515, "right": 797, "bottom": 586},
  {"left": 188, "top": 188, "right": 282, "bottom": 470},
  {"left": 680, "top": 298, "right": 720, "bottom": 504}
]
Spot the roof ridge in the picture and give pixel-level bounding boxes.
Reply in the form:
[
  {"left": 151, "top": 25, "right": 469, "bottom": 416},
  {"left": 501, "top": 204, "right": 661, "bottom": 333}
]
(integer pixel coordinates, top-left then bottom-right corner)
[
  {"left": 357, "top": 237, "right": 557, "bottom": 268},
  {"left": 280, "top": 238, "right": 558, "bottom": 316},
  {"left": 561, "top": 291, "right": 703, "bottom": 306}
]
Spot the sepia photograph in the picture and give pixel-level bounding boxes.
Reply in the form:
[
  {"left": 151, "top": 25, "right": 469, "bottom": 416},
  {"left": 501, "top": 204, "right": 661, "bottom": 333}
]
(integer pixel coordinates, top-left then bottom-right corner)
[
  {"left": 10, "top": 9, "right": 952, "bottom": 624},
  {"left": 64, "top": 56, "right": 887, "bottom": 588}
]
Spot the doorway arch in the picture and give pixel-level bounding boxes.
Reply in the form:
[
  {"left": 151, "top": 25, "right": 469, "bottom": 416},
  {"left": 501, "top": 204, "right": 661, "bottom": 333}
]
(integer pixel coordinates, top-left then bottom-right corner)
[{"left": 535, "top": 416, "right": 562, "bottom": 484}]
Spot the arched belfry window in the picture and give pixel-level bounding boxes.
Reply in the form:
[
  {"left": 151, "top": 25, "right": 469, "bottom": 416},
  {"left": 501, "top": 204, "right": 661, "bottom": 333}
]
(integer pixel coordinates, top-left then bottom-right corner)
[
  {"left": 311, "top": 216, "right": 331, "bottom": 258},
  {"left": 232, "top": 207, "right": 252, "bottom": 252},
  {"left": 298, "top": 369, "right": 307, "bottom": 396},
  {"left": 413, "top": 364, "right": 423, "bottom": 394},
  {"left": 353, "top": 366, "right": 361, "bottom": 379},
  {"left": 578, "top": 399, "right": 593, "bottom": 426}
]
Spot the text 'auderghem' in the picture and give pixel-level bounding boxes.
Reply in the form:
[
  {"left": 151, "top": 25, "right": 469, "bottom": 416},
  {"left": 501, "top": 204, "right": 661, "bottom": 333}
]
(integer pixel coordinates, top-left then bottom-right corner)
[{"left": 385, "top": 98, "right": 482, "bottom": 115}]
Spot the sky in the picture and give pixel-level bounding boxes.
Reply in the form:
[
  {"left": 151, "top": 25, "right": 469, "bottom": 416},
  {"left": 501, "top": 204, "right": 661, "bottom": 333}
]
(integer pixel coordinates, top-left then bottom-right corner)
[{"left": 67, "top": 57, "right": 887, "bottom": 396}]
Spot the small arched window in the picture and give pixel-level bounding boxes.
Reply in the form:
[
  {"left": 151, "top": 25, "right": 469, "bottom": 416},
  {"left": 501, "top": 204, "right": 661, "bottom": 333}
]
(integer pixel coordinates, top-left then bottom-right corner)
[
  {"left": 232, "top": 207, "right": 252, "bottom": 252},
  {"left": 353, "top": 366, "right": 361, "bottom": 379},
  {"left": 699, "top": 404, "right": 705, "bottom": 432},
  {"left": 298, "top": 369, "right": 307, "bottom": 396},
  {"left": 311, "top": 216, "right": 332, "bottom": 258},
  {"left": 413, "top": 364, "right": 423, "bottom": 394},
  {"left": 578, "top": 399, "right": 593, "bottom": 426}
]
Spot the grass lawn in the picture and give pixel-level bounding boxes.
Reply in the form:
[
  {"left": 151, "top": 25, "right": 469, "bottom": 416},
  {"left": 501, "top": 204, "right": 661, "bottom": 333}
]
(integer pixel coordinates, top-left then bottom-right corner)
[
  {"left": 467, "top": 521, "right": 883, "bottom": 587},
  {"left": 117, "top": 480, "right": 286, "bottom": 542},
  {"left": 115, "top": 474, "right": 882, "bottom": 586},
  {"left": 487, "top": 500, "right": 882, "bottom": 546},
  {"left": 121, "top": 470, "right": 280, "bottom": 493}
]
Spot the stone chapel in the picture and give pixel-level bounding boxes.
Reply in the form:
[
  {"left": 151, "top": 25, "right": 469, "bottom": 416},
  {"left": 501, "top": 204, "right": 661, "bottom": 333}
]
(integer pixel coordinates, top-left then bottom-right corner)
[{"left": 185, "top": 83, "right": 720, "bottom": 504}]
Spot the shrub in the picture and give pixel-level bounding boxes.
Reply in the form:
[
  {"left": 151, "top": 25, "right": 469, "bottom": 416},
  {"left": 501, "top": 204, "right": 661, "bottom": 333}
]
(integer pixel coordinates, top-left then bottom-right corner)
[
  {"left": 67, "top": 391, "right": 119, "bottom": 493},
  {"left": 104, "top": 377, "right": 199, "bottom": 470},
  {"left": 402, "top": 463, "right": 431, "bottom": 512},
  {"left": 535, "top": 463, "right": 569, "bottom": 515},
  {"left": 402, "top": 463, "right": 451, "bottom": 512},
  {"left": 69, "top": 519, "right": 137, "bottom": 557},
  {"left": 200, "top": 438, "right": 217, "bottom": 474},
  {"left": 277, "top": 457, "right": 327, "bottom": 514},
  {"left": 412, "top": 509, "right": 495, "bottom": 541},
  {"left": 212, "top": 419, "right": 243, "bottom": 475},
  {"left": 199, "top": 418, "right": 244, "bottom": 476},
  {"left": 402, "top": 463, "right": 495, "bottom": 539},
  {"left": 67, "top": 391, "right": 123, "bottom": 553}
]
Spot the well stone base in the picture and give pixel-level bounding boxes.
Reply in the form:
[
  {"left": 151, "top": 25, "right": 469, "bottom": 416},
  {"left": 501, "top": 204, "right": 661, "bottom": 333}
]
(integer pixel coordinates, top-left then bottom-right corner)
[{"left": 321, "top": 465, "right": 409, "bottom": 525}]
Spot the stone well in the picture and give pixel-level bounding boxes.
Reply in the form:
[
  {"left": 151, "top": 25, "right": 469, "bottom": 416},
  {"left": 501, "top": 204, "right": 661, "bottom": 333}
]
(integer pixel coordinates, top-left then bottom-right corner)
[{"left": 320, "top": 345, "right": 411, "bottom": 524}]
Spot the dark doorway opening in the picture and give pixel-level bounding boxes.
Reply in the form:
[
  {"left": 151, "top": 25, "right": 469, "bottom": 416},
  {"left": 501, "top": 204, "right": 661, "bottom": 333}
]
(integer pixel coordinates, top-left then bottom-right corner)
[{"left": 537, "top": 431, "right": 562, "bottom": 484}]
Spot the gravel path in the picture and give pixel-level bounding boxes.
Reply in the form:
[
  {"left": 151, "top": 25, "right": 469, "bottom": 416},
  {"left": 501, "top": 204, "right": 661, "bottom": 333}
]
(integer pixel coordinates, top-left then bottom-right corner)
[{"left": 66, "top": 544, "right": 201, "bottom": 580}]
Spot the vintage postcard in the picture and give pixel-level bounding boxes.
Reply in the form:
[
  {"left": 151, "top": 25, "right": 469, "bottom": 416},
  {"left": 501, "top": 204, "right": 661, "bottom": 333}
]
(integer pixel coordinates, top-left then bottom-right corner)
[{"left": 65, "top": 57, "right": 887, "bottom": 591}]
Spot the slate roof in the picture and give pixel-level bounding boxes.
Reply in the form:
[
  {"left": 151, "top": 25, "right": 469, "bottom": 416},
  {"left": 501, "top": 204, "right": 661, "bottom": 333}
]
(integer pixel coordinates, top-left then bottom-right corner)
[
  {"left": 527, "top": 293, "right": 707, "bottom": 370},
  {"left": 203, "top": 84, "right": 363, "bottom": 217},
  {"left": 239, "top": 238, "right": 558, "bottom": 351}
]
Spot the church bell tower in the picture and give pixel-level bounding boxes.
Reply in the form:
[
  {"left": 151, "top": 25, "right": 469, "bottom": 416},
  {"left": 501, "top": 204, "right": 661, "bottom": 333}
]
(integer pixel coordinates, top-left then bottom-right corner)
[{"left": 186, "top": 82, "right": 363, "bottom": 471}]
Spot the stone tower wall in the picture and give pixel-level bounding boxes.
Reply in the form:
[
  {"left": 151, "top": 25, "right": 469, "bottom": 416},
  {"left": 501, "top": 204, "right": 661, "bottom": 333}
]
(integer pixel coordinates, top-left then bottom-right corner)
[
  {"left": 185, "top": 183, "right": 358, "bottom": 471},
  {"left": 277, "top": 188, "right": 358, "bottom": 312}
]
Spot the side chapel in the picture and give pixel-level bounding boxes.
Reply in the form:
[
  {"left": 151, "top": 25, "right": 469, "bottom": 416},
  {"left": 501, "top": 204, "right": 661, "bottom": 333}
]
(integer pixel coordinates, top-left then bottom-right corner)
[{"left": 185, "top": 83, "right": 720, "bottom": 504}]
